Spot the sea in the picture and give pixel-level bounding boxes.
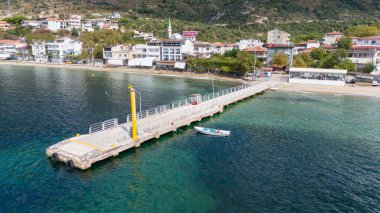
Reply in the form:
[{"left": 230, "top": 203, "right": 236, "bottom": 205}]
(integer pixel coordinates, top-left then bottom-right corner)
[{"left": 0, "top": 65, "right": 379, "bottom": 212}]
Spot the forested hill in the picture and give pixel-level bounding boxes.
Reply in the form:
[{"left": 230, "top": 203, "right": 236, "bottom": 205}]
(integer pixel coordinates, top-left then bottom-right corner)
[{"left": 2, "top": 0, "right": 379, "bottom": 24}]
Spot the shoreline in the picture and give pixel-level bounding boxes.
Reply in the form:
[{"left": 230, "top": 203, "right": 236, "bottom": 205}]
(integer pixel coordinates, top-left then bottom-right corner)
[
  {"left": 0, "top": 60, "right": 245, "bottom": 83},
  {"left": 277, "top": 83, "right": 380, "bottom": 99}
]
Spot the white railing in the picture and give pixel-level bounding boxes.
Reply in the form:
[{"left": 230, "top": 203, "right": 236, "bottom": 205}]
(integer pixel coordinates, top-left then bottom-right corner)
[
  {"left": 89, "top": 118, "right": 118, "bottom": 134},
  {"left": 126, "top": 79, "right": 281, "bottom": 126}
]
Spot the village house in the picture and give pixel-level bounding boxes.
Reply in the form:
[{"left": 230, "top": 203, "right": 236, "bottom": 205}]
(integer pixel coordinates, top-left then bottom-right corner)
[
  {"left": 238, "top": 39, "right": 264, "bottom": 50},
  {"left": 266, "top": 44, "right": 296, "bottom": 68},
  {"left": 182, "top": 31, "right": 198, "bottom": 42},
  {"left": 0, "top": 40, "right": 28, "bottom": 60},
  {"left": 110, "top": 12, "right": 121, "bottom": 19},
  {"left": 133, "top": 31, "right": 154, "bottom": 40},
  {"left": 21, "top": 20, "right": 40, "bottom": 28},
  {"left": 267, "top": 29, "right": 290, "bottom": 45},
  {"left": 211, "top": 43, "right": 239, "bottom": 55},
  {"left": 40, "top": 18, "right": 68, "bottom": 32},
  {"left": 0, "top": 21, "right": 13, "bottom": 30},
  {"left": 322, "top": 31, "right": 344, "bottom": 45},
  {"left": 81, "top": 22, "right": 94, "bottom": 32},
  {"left": 194, "top": 43, "right": 214, "bottom": 58},
  {"left": 68, "top": 15, "right": 82, "bottom": 30},
  {"left": 244, "top": 46, "right": 268, "bottom": 59},
  {"left": 355, "top": 36, "right": 380, "bottom": 46},
  {"left": 31, "top": 42, "right": 48, "bottom": 62},
  {"left": 348, "top": 46, "right": 380, "bottom": 73}
]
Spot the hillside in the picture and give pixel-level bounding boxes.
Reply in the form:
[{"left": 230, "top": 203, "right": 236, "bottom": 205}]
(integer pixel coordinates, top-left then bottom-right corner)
[{"left": 1, "top": 0, "right": 379, "bottom": 24}]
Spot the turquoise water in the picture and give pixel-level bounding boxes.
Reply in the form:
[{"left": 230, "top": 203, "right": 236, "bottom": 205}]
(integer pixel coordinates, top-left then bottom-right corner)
[{"left": 1, "top": 65, "right": 380, "bottom": 212}]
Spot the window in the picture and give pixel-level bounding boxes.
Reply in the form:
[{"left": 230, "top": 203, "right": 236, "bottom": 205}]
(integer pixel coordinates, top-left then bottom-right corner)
[
  {"left": 170, "top": 49, "right": 175, "bottom": 54},
  {"left": 176, "top": 49, "right": 180, "bottom": 54},
  {"left": 163, "top": 55, "right": 169, "bottom": 60},
  {"left": 170, "top": 55, "right": 174, "bottom": 61},
  {"left": 176, "top": 55, "right": 180, "bottom": 61},
  {"left": 163, "top": 48, "right": 168, "bottom": 54}
]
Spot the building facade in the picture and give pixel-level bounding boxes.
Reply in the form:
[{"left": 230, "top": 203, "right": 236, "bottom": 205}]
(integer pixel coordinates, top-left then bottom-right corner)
[
  {"left": 267, "top": 29, "right": 290, "bottom": 45},
  {"left": 323, "top": 31, "right": 344, "bottom": 45}
]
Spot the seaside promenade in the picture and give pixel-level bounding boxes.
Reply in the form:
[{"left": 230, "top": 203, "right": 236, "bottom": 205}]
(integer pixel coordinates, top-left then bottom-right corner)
[{"left": 46, "top": 80, "right": 281, "bottom": 169}]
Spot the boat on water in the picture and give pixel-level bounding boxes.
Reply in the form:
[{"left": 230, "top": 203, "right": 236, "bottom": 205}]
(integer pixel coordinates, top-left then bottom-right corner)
[{"left": 194, "top": 126, "right": 231, "bottom": 137}]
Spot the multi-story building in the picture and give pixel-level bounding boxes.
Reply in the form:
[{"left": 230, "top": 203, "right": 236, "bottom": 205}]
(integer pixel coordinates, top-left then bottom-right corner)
[
  {"left": 68, "top": 15, "right": 82, "bottom": 29},
  {"left": 211, "top": 43, "right": 239, "bottom": 55},
  {"left": 21, "top": 20, "right": 40, "bottom": 28},
  {"left": 133, "top": 31, "right": 154, "bottom": 40},
  {"left": 81, "top": 22, "right": 94, "bottom": 32},
  {"left": 194, "top": 43, "right": 214, "bottom": 58},
  {"left": 31, "top": 42, "right": 48, "bottom": 62},
  {"left": 40, "top": 18, "right": 68, "bottom": 32},
  {"left": 322, "top": 31, "right": 344, "bottom": 45},
  {"left": 267, "top": 29, "right": 291, "bottom": 45},
  {"left": 266, "top": 44, "right": 296, "bottom": 68},
  {"left": 161, "top": 39, "right": 194, "bottom": 61},
  {"left": 133, "top": 41, "right": 161, "bottom": 60},
  {"left": 238, "top": 39, "right": 264, "bottom": 50},
  {"left": 0, "top": 40, "right": 28, "bottom": 59},
  {"left": 103, "top": 45, "right": 132, "bottom": 66},
  {"left": 244, "top": 46, "right": 268, "bottom": 59},
  {"left": 45, "top": 38, "right": 82, "bottom": 63},
  {"left": 348, "top": 46, "right": 380, "bottom": 73}
]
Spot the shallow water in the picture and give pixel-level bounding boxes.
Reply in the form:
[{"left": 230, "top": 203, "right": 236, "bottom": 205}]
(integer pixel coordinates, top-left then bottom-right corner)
[{"left": 1, "top": 65, "right": 379, "bottom": 212}]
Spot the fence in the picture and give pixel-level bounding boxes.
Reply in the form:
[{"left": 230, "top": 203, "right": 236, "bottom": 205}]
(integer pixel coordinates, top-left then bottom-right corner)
[{"left": 89, "top": 118, "right": 119, "bottom": 134}]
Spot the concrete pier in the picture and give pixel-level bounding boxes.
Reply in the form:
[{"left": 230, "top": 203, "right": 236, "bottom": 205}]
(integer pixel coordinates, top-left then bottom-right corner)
[{"left": 46, "top": 80, "right": 281, "bottom": 170}]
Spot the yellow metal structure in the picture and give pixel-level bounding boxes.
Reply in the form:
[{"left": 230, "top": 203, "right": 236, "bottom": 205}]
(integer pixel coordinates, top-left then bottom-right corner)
[{"left": 129, "top": 84, "right": 138, "bottom": 140}]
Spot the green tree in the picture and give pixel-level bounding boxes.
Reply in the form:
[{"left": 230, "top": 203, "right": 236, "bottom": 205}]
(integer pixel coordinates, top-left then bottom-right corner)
[
  {"left": 362, "top": 63, "right": 376, "bottom": 74},
  {"left": 223, "top": 49, "right": 239, "bottom": 58},
  {"left": 337, "top": 37, "right": 352, "bottom": 49},
  {"left": 3, "top": 16, "right": 27, "bottom": 26},
  {"left": 71, "top": 28, "right": 79, "bottom": 37},
  {"left": 321, "top": 49, "right": 348, "bottom": 69},
  {"left": 310, "top": 48, "right": 327, "bottom": 60},
  {"left": 270, "top": 53, "right": 288, "bottom": 67},
  {"left": 345, "top": 25, "right": 380, "bottom": 37},
  {"left": 292, "top": 56, "right": 307, "bottom": 67},
  {"left": 334, "top": 59, "right": 355, "bottom": 71}
]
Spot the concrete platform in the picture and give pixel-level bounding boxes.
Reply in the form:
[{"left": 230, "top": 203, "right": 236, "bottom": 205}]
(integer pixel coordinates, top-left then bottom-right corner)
[{"left": 46, "top": 80, "right": 280, "bottom": 170}]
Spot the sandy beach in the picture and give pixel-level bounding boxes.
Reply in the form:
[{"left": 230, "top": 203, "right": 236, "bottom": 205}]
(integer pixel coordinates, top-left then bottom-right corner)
[
  {"left": 0, "top": 60, "right": 244, "bottom": 83},
  {"left": 278, "top": 83, "right": 380, "bottom": 98}
]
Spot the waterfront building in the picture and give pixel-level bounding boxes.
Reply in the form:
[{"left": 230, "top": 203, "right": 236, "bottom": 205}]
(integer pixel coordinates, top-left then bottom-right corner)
[
  {"left": 160, "top": 39, "right": 194, "bottom": 61},
  {"left": 348, "top": 46, "right": 380, "bottom": 73},
  {"left": 289, "top": 68, "right": 347, "bottom": 86},
  {"left": 194, "top": 43, "right": 215, "bottom": 58},
  {"left": 133, "top": 41, "right": 161, "bottom": 60},
  {"left": 267, "top": 29, "right": 290, "bottom": 45},
  {"left": 103, "top": 45, "right": 132, "bottom": 66},
  {"left": 266, "top": 44, "right": 296, "bottom": 67},
  {"left": 31, "top": 42, "right": 48, "bottom": 62},
  {"left": 46, "top": 38, "right": 82, "bottom": 63},
  {"left": 322, "top": 31, "right": 344, "bottom": 45}
]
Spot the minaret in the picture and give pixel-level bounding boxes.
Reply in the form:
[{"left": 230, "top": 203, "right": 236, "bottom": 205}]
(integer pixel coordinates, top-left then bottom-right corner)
[{"left": 168, "top": 18, "right": 172, "bottom": 38}]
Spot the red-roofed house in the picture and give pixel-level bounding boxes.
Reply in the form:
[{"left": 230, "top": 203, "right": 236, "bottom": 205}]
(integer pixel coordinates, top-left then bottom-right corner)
[
  {"left": 0, "top": 21, "right": 13, "bottom": 30},
  {"left": 0, "top": 40, "right": 29, "bottom": 60},
  {"left": 244, "top": 46, "right": 267, "bottom": 59},
  {"left": 348, "top": 46, "right": 380, "bottom": 73},
  {"left": 211, "top": 43, "right": 239, "bottom": 55},
  {"left": 323, "top": 31, "right": 344, "bottom": 45}
]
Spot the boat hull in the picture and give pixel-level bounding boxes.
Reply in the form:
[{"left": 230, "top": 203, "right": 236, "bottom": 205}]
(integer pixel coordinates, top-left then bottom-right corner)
[{"left": 194, "top": 126, "right": 230, "bottom": 137}]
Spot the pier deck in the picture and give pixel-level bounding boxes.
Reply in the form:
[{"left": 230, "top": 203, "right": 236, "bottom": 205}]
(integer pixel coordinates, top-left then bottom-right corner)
[{"left": 46, "top": 80, "right": 281, "bottom": 169}]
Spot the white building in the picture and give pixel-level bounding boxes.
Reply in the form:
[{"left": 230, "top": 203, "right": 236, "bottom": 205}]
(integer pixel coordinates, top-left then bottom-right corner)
[
  {"left": 161, "top": 39, "right": 194, "bottom": 61},
  {"left": 238, "top": 39, "right": 264, "bottom": 50},
  {"left": 133, "top": 41, "right": 161, "bottom": 60},
  {"left": 68, "top": 15, "right": 82, "bottom": 29},
  {"left": 40, "top": 18, "right": 68, "bottom": 32},
  {"left": 133, "top": 31, "right": 154, "bottom": 40},
  {"left": 81, "top": 22, "right": 94, "bottom": 32},
  {"left": 46, "top": 38, "right": 82, "bottom": 63},
  {"left": 183, "top": 31, "right": 198, "bottom": 42},
  {"left": 103, "top": 45, "right": 131, "bottom": 66},
  {"left": 355, "top": 36, "right": 380, "bottom": 46},
  {"left": 0, "top": 40, "right": 28, "bottom": 59},
  {"left": 289, "top": 68, "right": 347, "bottom": 86},
  {"left": 21, "top": 20, "right": 40, "bottom": 28},
  {"left": 31, "top": 42, "right": 48, "bottom": 62},
  {"left": 211, "top": 43, "right": 239, "bottom": 55},
  {"left": 194, "top": 43, "right": 214, "bottom": 58},
  {"left": 267, "top": 29, "right": 290, "bottom": 45},
  {"left": 322, "top": 31, "right": 344, "bottom": 45},
  {"left": 110, "top": 12, "right": 121, "bottom": 19},
  {"left": 348, "top": 46, "right": 380, "bottom": 73}
]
